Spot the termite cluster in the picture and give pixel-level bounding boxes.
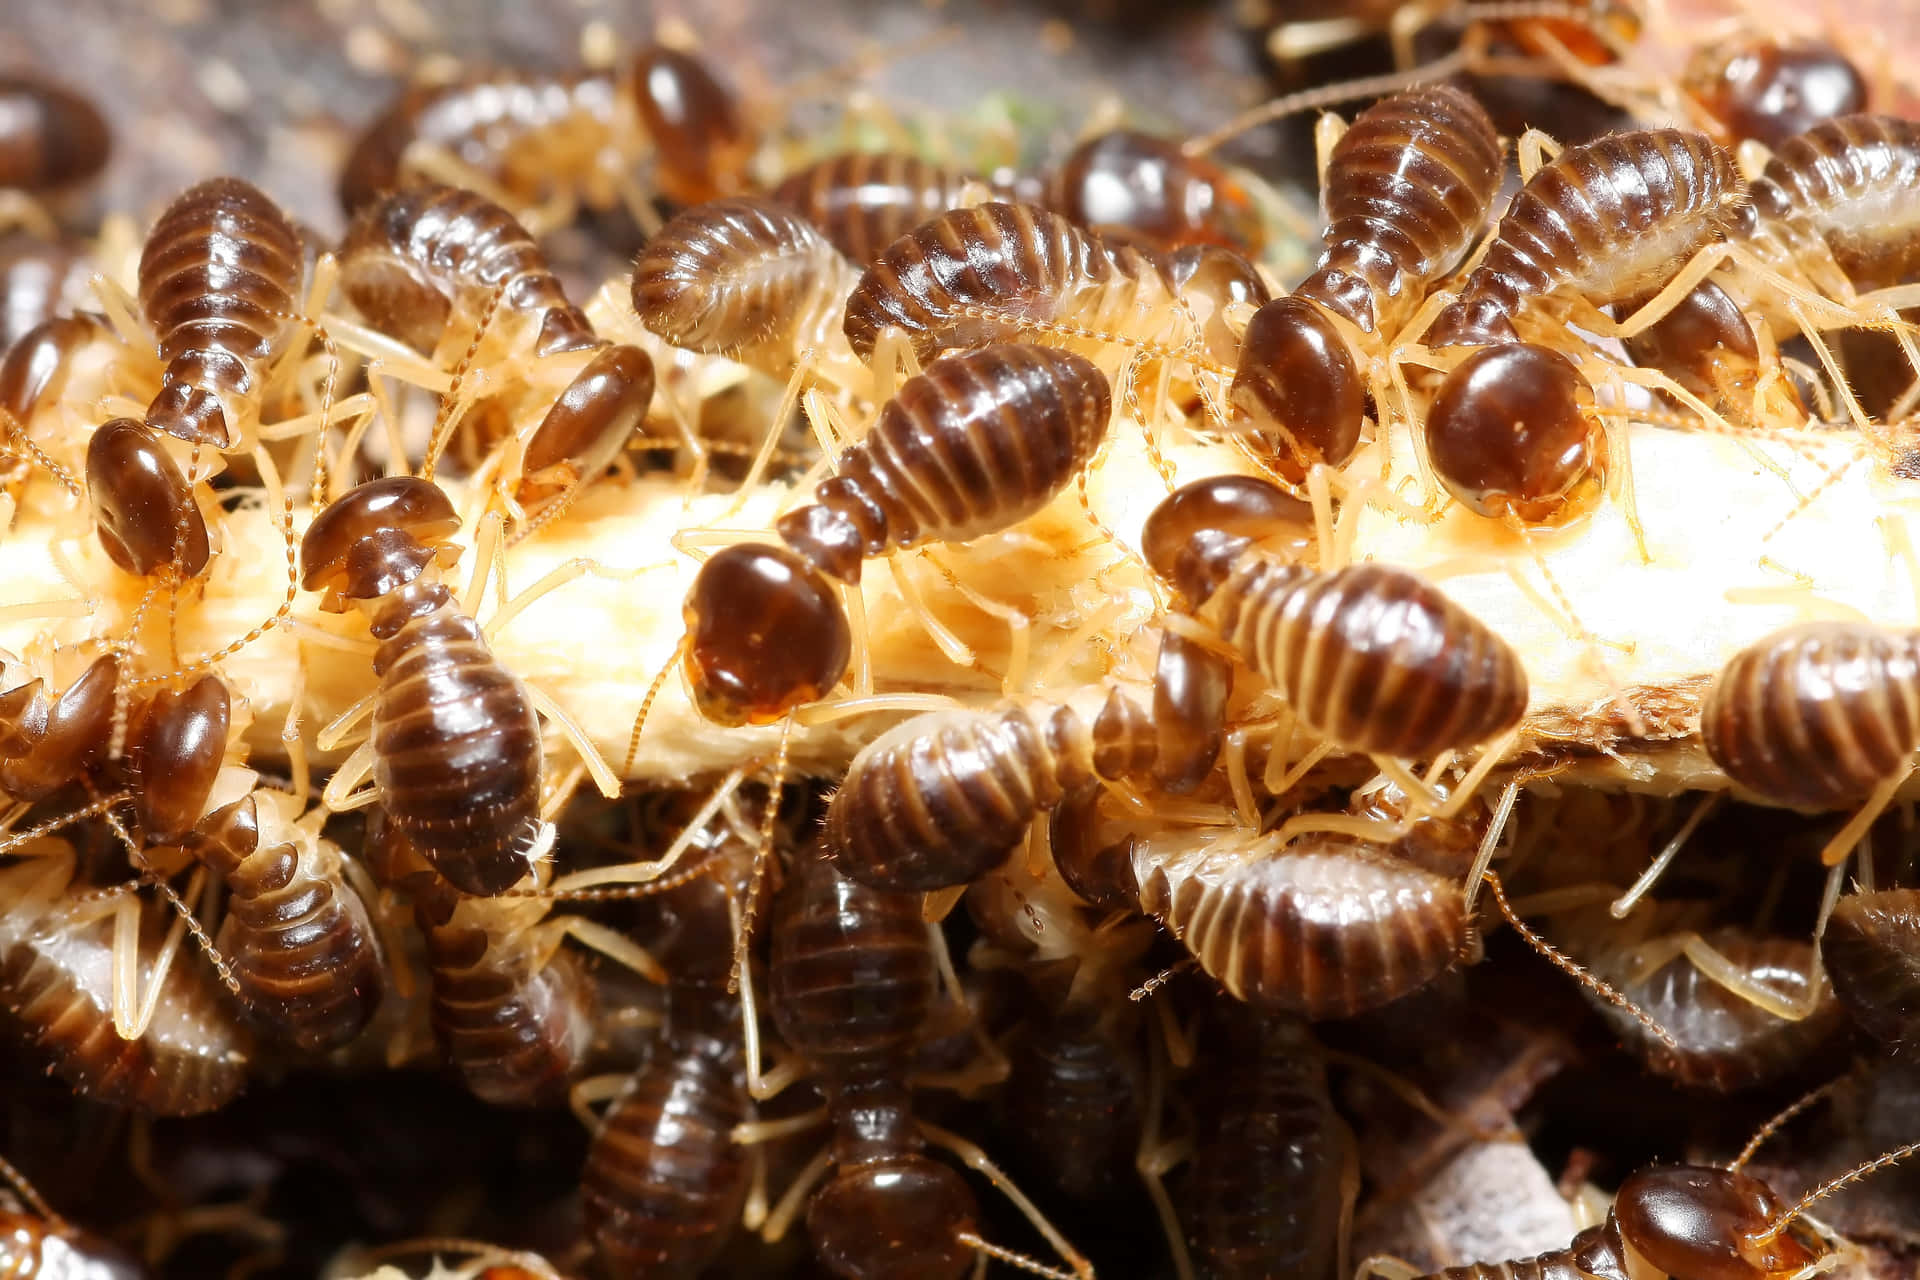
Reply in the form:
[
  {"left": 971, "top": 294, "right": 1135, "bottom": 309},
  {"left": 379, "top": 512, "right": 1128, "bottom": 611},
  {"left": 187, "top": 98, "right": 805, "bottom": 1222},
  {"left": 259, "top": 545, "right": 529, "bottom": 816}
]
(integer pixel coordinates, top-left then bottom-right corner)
[{"left": 4, "top": 1, "right": 1920, "bottom": 1277}]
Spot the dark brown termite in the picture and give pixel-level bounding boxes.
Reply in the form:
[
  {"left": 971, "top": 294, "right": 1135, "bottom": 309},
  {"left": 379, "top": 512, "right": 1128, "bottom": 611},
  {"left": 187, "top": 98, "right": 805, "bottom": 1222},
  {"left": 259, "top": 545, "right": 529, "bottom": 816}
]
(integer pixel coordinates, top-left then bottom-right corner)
[
  {"left": 1046, "top": 128, "right": 1264, "bottom": 256},
  {"left": 0, "top": 1152, "right": 148, "bottom": 1279},
  {"left": 773, "top": 151, "right": 989, "bottom": 266},
  {"left": 0, "top": 653, "right": 121, "bottom": 803},
  {"left": 85, "top": 418, "right": 212, "bottom": 581},
  {"left": 1683, "top": 34, "right": 1869, "bottom": 149},
  {"left": 1821, "top": 887, "right": 1920, "bottom": 1043},
  {"left": 0, "top": 74, "right": 111, "bottom": 192},
  {"left": 673, "top": 344, "right": 1111, "bottom": 728}
]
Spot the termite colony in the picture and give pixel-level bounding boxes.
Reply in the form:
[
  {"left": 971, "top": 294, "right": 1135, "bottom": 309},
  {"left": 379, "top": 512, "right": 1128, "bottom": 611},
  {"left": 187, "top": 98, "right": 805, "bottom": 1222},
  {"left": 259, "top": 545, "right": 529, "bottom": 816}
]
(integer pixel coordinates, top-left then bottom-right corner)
[{"left": 5, "top": 0, "right": 1920, "bottom": 1277}]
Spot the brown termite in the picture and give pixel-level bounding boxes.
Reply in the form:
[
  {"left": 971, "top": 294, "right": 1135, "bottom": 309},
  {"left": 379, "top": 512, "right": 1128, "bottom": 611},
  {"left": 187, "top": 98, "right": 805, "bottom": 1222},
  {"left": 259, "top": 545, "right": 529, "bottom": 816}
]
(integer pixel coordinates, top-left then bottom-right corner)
[
  {"left": 580, "top": 844, "right": 755, "bottom": 1278},
  {"left": 658, "top": 343, "right": 1110, "bottom": 732},
  {"left": 0, "top": 1151, "right": 148, "bottom": 1279},
  {"left": 337, "top": 43, "right": 754, "bottom": 224},
  {"left": 631, "top": 196, "right": 861, "bottom": 378},
  {"left": 1184, "top": 1009, "right": 1349, "bottom": 1280},
  {"left": 762, "top": 849, "right": 1093, "bottom": 1280},
  {"left": 1700, "top": 621, "right": 1920, "bottom": 866},
  {"left": 1143, "top": 475, "right": 1529, "bottom": 795},
  {"left": 1682, "top": 34, "right": 1869, "bottom": 149},
  {"left": 0, "top": 846, "right": 251, "bottom": 1115},
  {"left": 0, "top": 73, "right": 110, "bottom": 194},
  {"left": 0, "top": 652, "right": 120, "bottom": 803},
  {"left": 772, "top": 152, "right": 993, "bottom": 266},
  {"left": 136, "top": 177, "right": 306, "bottom": 451},
  {"left": 300, "top": 476, "right": 548, "bottom": 896},
  {"left": 1130, "top": 826, "right": 1467, "bottom": 1018},
  {"left": 1230, "top": 84, "right": 1503, "bottom": 481},
  {"left": 823, "top": 690, "right": 1157, "bottom": 892},
  {"left": 84, "top": 417, "right": 212, "bottom": 584},
  {"left": 1046, "top": 128, "right": 1265, "bottom": 256},
  {"left": 1355, "top": 1128, "right": 1920, "bottom": 1280},
  {"left": 1821, "top": 887, "right": 1920, "bottom": 1043}
]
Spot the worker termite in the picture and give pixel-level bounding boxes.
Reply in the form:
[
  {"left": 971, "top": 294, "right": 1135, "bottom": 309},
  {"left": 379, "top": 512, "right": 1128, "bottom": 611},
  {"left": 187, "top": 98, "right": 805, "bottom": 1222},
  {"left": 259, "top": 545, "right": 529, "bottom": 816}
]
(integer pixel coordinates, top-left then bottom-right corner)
[
  {"left": 337, "top": 43, "right": 753, "bottom": 226},
  {"left": 300, "top": 476, "right": 548, "bottom": 896},
  {"left": 1356, "top": 1129, "right": 1920, "bottom": 1280},
  {"left": 1700, "top": 621, "right": 1920, "bottom": 864},
  {"left": 1230, "top": 84, "right": 1503, "bottom": 480},
  {"left": 631, "top": 196, "right": 861, "bottom": 379},
  {"left": 763, "top": 849, "right": 1093, "bottom": 1280},
  {"left": 824, "top": 690, "right": 1157, "bottom": 892},
  {"left": 1821, "top": 887, "right": 1920, "bottom": 1044},
  {"left": 772, "top": 152, "right": 992, "bottom": 266},
  {"left": 0, "top": 73, "right": 110, "bottom": 235},
  {"left": 0, "top": 652, "right": 120, "bottom": 803},
  {"left": 668, "top": 343, "right": 1110, "bottom": 728},
  {"left": 1045, "top": 128, "right": 1264, "bottom": 256},
  {"left": 1143, "top": 474, "right": 1529, "bottom": 772},
  {"left": 0, "top": 1151, "right": 146, "bottom": 1279}
]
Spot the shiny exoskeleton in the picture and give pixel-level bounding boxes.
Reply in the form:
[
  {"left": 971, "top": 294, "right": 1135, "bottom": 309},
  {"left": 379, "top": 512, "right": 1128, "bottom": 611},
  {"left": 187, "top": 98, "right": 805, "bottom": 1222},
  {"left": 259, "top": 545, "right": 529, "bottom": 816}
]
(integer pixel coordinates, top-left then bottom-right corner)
[
  {"left": 85, "top": 417, "right": 212, "bottom": 580},
  {"left": 1231, "top": 85, "right": 1502, "bottom": 479},
  {"left": 1145, "top": 478, "right": 1528, "bottom": 759},
  {"left": 1047, "top": 128, "right": 1263, "bottom": 256},
  {"left": 1375, "top": 1164, "right": 1827, "bottom": 1280},
  {"left": 582, "top": 855, "right": 751, "bottom": 1277},
  {"left": 1684, "top": 35, "right": 1869, "bottom": 149},
  {"left": 840, "top": 201, "right": 1187, "bottom": 365},
  {"left": 338, "top": 45, "right": 753, "bottom": 216},
  {"left": 1739, "top": 114, "right": 1920, "bottom": 301},
  {"left": 1700, "top": 621, "right": 1920, "bottom": 809},
  {"left": 1423, "top": 341, "right": 1606, "bottom": 524},
  {"left": 1186, "top": 1011, "right": 1347, "bottom": 1280},
  {"left": 773, "top": 152, "right": 988, "bottom": 266},
  {"left": 0, "top": 74, "right": 111, "bottom": 192},
  {"left": 680, "top": 344, "right": 1111, "bottom": 725},
  {"left": 1132, "top": 828, "right": 1466, "bottom": 1018},
  {"left": 1821, "top": 887, "right": 1920, "bottom": 1043},
  {"left": 770, "top": 851, "right": 979, "bottom": 1280},
  {"left": 512, "top": 340, "right": 655, "bottom": 511},
  {"left": 632, "top": 196, "right": 859, "bottom": 376},
  {"left": 136, "top": 177, "right": 304, "bottom": 449},
  {"left": 340, "top": 182, "right": 597, "bottom": 359},
  {"left": 0, "top": 653, "right": 120, "bottom": 803},
  {"left": 302, "top": 476, "right": 545, "bottom": 896},
  {"left": 0, "top": 232, "right": 95, "bottom": 353},
  {"left": 0, "top": 855, "right": 251, "bottom": 1116},
  {"left": 824, "top": 691, "right": 1156, "bottom": 892}
]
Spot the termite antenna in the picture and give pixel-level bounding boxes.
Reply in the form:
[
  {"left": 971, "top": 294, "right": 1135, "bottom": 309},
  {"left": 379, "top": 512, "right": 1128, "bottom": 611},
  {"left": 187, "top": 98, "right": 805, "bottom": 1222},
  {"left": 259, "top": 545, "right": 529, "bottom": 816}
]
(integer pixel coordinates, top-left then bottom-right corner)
[
  {"left": 1757, "top": 1138, "right": 1920, "bottom": 1242},
  {"left": 1729, "top": 1077, "right": 1843, "bottom": 1173},
  {"left": 1182, "top": 52, "right": 1468, "bottom": 156},
  {"left": 1130, "top": 959, "right": 1195, "bottom": 1002},
  {"left": 958, "top": 1231, "right": 1087, "bottom": 1280},
  {"left": 620, "top": 634, "right": 686, "bottom": 777},
  {"left": 1480, "top": 869, "right": 1678, "bottom": 1050},
  {"left": 1610, "top": 791, "right": 1725, "bottom": 918},
  {"left": 421, "top": 279, "right": 509, "bottom": 482},
  {"left": 0, "top": 1151, "right": 64, "bottom": 1228},
  {"left": 731, "top": 719, "right": 791, "bottom": 995}
]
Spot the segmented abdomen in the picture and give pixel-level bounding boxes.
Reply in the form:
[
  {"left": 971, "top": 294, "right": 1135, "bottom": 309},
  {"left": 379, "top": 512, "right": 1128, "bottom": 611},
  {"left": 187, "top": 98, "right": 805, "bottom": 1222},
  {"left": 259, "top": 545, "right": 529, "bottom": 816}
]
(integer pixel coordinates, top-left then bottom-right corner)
[
  {"left": 371, "top": 581, "right": 545, "bottom": 897},
  {"left": 1747, "top": 113, "right": 1920, "bottom": 293},
  {"left": 1132, "top": 832, "right": 1465, "bottom": 1018},
  {"left": 0, "top": 901, "right": 250, "bottom": 1115},
  {"left": 581, "top": 1036, "right": 750, "bottom": 1278},
  {"left": 1298, "top": 83, "right": 1502, "bottom": 335},
  {"left": 137, "top": 177, "right": 303, "bottom": 445},
  {"left": 841, "top": 201, "right": 1177, "bottom": 363},
  {"left": 1700, "top": 621, "right": 1920, "bottom": 808},
  {"left": 1205, "top": 557, "right": 1528, "bottom": 758},
  {"left": 773, "top": 152, "right": 982, "bottom": 264},
  {"left": 339, "top": 182, "right": 597, "bottom": 357},
  {"left": 631, "top": 196, "right": 857, "bottom": 374}
]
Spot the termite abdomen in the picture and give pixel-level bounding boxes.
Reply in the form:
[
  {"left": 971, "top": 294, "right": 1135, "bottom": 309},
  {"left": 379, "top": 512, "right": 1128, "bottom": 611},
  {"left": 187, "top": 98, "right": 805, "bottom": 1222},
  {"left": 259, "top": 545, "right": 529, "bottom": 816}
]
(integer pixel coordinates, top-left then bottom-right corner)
[
  {"left": 773, "top": 152, "right": 983, "bottom": 265},
  {"left": 0, "top": 74, "right": 110, "bottom": 191},
  {"left": 580, "top": 1038, "right": 750, "bottom": 1278},
  {"left": 1133, "top": 832, "right": 1466, "bottom": 1018},
  {"left": 1700, "top": 620, "right": 1920, "bottom": 808},
  {"left": 137, "top": 177, "right": 303, "bottom": 448},
  {"left": 1000, "top": 1011, "right": 1143, "bottom": 1201},
  {"left": 1821, "top": 888, "right": 1920, "bottom": 1043},
  {"left": 1747, "top": 114, "right": 1920, "bottom": 293},
  {"left": 631, "top": 196, "right": 856, "bottom": 373},
  {"left": 85, "top": 418, "right": 211, "bottom": 579},
  {"left": 339, "top": 182, "right": 597, "bottom": 358},
  {"left": 629, "top": 43, "right": 755, "bottom": 207}
]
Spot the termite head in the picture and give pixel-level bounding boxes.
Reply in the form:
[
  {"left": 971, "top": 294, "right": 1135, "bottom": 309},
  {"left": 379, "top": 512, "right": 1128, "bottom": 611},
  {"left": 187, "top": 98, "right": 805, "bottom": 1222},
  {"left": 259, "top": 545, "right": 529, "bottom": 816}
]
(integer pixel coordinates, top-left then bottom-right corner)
[
  {"left": 1141, "top": 474, "right": 1316, "bottom": 604},
  {"left": 300, "top": 476, "right": 462, "bottom": 610},
  {"left": 129, "top": 673, "right": 231, "bottom": 844},
  {"left": 1426, "top": 342, "right": 1606, "bottom": 526},
  {"left": 625, "top": 44, "right": 755, "bottom": 206},
  {"left": 519, "top": 343, "right": 655, "bottom": 501},
  {"left": 1049, "top": 128, "right": 1265, "bottom": 256},
  {"left": 86, "top": 417, "right": 213, "bottom": 579},
  {"left": 1230, "top": 296, "right": 1365, "bottom": 482},
  {"left": 681, "top": 541, "right": 850, "bottom": 726},
  {"left": 807, "top": 1154, "right": 978, "bottom": 1280},
  {"left": 1614, "top": 1166, "right": 1828, "bottom": 1280}
]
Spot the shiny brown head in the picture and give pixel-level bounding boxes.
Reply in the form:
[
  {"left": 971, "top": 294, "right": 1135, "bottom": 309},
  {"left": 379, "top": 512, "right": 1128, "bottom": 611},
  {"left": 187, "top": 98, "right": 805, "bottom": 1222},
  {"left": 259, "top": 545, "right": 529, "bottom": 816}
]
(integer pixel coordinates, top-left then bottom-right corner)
[
  {"left": 1140, "top": 474, "right": 1316, "bottom": 603},
  {"left": 1684, "top": 36, "right": 1868, "bottom": 148},
  {"left": 1614, "top": 1166, "right": 1827, "bottom": 1280},
  {"left": 628, "top": 45, "right": 754, "bottom": 206},
  {"left": 86, "top": 418, "right": 211, "bottom": 579},
  {"left": 129, "top": 674, "right": 231, "bottom": 844},
  {"left": 682, "top": 542, "right": 850, "bottom": 725},
  {"left": 1048, "top": 128, "right": 1264, "bottom": 256},
  {"left": 300, "top": 476, "right": 461, "bottom": 605},
  {"left": 1426, "top": 343, "right": 1603, "bottom": 524},
  {"left": 1230, "top": 296, "right": 1366, "bottom": 482}
]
